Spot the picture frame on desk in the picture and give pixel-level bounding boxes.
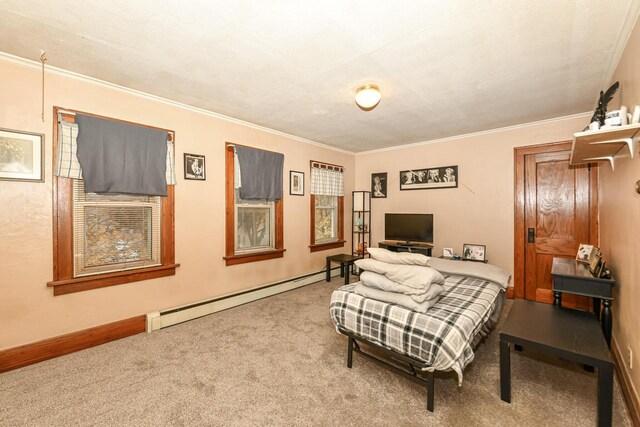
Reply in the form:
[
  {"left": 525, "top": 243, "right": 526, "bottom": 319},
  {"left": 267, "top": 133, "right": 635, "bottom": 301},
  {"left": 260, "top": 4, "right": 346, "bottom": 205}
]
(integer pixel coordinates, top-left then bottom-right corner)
[
  {"left": 463, "top": 243, "right": 486, "bottom": 262},
  {"left": 588, "top": 248, "right": 602, "bottom": 274},
  {"left": 576, "top": 243, "right": 595, "bottom": 263}
]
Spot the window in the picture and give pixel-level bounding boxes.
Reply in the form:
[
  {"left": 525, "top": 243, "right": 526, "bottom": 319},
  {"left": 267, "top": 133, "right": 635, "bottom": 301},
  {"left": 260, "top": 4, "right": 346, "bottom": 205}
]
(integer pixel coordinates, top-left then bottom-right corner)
[
  {"left": 314, "top": 195, "right": 338, "bottom": 243},
  {"left": 49, "top": 107, "right": 178, "bottom": 296},
  {"left": 73, "top": 180, "right": 162, "bottom": 276},
  {"left": 224, "top": 144, "right": 284, "bottom": 265},
  {"left": 235, "top": 197, "right": 275, "bottom": 253},
  {"left": 309, "top": 161, "right": 344, "bottom": 252}
]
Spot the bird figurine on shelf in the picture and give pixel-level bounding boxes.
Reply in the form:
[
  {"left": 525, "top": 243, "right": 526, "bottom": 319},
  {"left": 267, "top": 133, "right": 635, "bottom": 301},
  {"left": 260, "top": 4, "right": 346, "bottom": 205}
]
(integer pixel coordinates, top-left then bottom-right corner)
[{"left": 590, "top": 81, "right": 620, "bottom": 127}]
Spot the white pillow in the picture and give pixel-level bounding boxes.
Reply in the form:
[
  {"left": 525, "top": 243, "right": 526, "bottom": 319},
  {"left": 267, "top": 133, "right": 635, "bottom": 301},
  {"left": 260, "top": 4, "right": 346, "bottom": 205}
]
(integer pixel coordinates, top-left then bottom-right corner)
[
  {"left": 354, "top": 258, "right": 444, "bottom": 289},
  {"left": 360, "top": 271, "right": 444, "bottom": 301},
  {"left": 367, "top": 247, "right": 430, "bottom": 266}
]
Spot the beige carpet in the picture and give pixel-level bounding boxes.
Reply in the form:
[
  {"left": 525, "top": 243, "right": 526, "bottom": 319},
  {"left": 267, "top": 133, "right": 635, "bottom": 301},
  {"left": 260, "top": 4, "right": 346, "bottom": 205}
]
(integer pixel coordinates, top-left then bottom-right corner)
[{"left": 0, "top": 276, "right": 632, "bottom": 426}]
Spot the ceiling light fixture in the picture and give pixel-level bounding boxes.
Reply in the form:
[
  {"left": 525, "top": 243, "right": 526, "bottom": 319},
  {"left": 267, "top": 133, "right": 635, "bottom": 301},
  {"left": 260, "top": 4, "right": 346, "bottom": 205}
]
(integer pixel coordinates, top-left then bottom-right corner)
[{"left": 355, "top": 84, "right": 381, "bottom": 111}]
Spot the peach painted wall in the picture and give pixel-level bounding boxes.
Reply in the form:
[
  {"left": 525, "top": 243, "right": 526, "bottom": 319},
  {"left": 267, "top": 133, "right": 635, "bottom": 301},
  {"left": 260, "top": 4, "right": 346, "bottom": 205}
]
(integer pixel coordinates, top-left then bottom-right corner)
[
  {"left": 0, "top": 57, "right": 354, "bottom": 350},
  {"left": 600, "top": 20, "right": 640, "bottom": 400},
  {"left": 354, "top": 115, "right": 589, "bottom": 278}
]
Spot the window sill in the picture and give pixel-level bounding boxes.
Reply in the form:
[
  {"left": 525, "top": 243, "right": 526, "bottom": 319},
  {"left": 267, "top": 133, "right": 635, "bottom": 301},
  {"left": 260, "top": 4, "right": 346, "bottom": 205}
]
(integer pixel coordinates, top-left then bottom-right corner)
[
  {"left": 309, "top": 240, "right": 346, "bottom": 252},
  {"left": 224, "top": 249, "right": 286, "bottom": 266},
  {"left": 47, "top": 264, "right": 180, "bottom": 296}
]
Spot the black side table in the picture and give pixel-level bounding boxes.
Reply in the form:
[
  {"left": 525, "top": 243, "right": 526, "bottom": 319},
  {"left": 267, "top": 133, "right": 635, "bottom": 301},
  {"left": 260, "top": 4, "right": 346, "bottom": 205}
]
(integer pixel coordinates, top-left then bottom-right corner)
[
  {"left": 326, "top": 254, "right": 361, "bottom": 285},
  {"left": 500, "top": 299, "right": 614, "bottom": 427},
  {"left": 551, "top": 257, "right": 615, "bottom": 347}
]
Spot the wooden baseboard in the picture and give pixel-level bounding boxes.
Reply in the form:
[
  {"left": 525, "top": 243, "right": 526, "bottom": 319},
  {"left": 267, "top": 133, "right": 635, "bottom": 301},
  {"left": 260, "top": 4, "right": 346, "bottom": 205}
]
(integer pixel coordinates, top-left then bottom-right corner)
[
  {"left": 612, "top": 336, "right": 640, "bottom": 426},
  {"left": 0, "top": 315, "right": 145, "bottom": 373}
]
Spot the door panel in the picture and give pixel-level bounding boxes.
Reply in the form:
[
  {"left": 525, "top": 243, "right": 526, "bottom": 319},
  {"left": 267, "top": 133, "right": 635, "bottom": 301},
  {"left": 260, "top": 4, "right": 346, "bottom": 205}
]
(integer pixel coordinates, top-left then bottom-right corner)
[{"left": 523, "top": 150, "right": 593, "bottom": 310}]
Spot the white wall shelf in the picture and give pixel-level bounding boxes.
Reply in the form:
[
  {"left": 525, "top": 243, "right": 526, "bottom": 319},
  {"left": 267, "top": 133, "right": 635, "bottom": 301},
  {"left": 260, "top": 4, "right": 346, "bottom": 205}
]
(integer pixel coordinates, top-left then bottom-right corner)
[{"left": 571, "top": 123, "right": 640, "bottom": 170}]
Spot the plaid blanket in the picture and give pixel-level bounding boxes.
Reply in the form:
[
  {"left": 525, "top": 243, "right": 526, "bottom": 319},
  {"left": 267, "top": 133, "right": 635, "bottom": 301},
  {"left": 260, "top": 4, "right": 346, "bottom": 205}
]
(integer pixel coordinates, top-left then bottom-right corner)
[{"left": 329, "top": 274, "right": 503, "bottom": 385}]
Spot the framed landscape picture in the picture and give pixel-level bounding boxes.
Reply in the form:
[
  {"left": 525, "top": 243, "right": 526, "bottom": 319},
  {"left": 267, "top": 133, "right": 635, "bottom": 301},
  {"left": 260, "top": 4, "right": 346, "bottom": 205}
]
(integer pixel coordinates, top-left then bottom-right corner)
[
  {"left": 184, "top": 153, "right": 206, "bottom": 180},
  {"left": 399, "top": 165, "right": 457, "bottom": 190},
  {"left": 0, "top": 128, "right": 44, "bottom": 182},
  {"left": 371, "top": 172, "right": 387, "bottom": 198}
]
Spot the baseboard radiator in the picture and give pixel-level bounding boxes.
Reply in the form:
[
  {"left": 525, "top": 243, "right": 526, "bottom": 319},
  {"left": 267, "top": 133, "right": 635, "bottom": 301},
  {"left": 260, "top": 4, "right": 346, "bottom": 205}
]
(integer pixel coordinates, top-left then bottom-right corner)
[{"left": 146, "top": 267, "right": 342, "bottom": 332}]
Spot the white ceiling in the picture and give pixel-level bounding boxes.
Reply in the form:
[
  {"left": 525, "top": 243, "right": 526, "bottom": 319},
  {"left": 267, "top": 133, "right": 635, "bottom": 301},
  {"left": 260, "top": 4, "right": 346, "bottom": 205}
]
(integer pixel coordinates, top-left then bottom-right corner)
[{"left": 0, "top": 1, "right": 638, "bottom": 152}]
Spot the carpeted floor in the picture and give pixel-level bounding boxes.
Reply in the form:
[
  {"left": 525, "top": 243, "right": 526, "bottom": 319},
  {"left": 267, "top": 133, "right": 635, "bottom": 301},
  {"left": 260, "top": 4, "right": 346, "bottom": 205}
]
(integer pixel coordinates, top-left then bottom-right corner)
[{"left": 0, "top": 276, "right": 632, "bottom": 426}]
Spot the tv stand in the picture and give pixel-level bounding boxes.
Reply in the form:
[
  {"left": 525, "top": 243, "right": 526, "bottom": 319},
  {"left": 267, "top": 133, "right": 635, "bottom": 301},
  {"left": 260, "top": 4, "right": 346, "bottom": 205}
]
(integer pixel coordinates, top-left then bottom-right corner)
[{"left": 379, "top": 241, "right": 433, "bottom": 256}]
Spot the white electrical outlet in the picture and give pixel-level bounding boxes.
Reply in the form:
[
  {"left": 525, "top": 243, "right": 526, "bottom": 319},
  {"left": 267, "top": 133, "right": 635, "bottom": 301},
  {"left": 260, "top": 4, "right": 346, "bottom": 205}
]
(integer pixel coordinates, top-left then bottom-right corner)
[{"left": 628, "top": 347, "right": 633, "bottom": 370}]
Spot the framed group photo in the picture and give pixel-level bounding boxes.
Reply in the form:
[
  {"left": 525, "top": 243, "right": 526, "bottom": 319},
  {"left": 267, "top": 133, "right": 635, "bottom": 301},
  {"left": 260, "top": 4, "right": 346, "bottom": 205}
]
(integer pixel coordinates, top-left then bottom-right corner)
[
  {"left": 399, "top": 165, "right": 457, "bottom": 190},
  {"left": 0, "top": 128, "right": 44, "bottom": 182},
  {"left": 371, "top": 172, "right": 387, "bottom": 198},
  {"left": 290, "top": 170, "right": 304, "bottom": 195},
  {"left": 184, "top": 153, "right": 206, "bottom": 180}
]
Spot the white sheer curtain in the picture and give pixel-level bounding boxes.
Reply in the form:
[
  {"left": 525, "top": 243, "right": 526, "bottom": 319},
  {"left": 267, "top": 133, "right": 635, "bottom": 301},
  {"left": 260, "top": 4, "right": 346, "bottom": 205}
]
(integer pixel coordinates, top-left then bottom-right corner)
[{"left": 310, "top": 167, "right": 344, "bottom": 196}]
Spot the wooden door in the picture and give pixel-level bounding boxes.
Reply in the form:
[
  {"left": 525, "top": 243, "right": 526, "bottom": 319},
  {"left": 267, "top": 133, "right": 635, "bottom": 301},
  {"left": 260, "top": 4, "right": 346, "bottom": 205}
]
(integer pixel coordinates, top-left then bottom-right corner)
[{"left": 515, "top": 142, "right": 598, "bottom": 310}]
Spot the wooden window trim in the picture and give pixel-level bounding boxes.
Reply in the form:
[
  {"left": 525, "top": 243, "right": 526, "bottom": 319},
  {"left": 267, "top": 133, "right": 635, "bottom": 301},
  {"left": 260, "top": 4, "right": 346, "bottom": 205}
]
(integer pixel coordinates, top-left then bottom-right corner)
[
  {"left": 48, "top": 106, "right": 179, "bottom": 296},
  {"left": 224, "top": 144, "right": 285, "bottom": 266},
  {"left": 308, "top": 161, "right": 345, "bottom": 252}
]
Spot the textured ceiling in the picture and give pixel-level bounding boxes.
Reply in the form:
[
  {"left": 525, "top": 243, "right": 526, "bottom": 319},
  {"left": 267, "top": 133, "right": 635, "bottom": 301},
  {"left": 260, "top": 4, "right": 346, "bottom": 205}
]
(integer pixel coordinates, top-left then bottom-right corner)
[{"left": 0, "top": 1, "right": 637, "bottom": 152}]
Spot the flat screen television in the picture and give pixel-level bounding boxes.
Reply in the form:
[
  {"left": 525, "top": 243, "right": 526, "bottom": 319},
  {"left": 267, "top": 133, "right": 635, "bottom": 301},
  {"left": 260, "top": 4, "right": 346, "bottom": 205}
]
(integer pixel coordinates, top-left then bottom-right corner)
[{"left": 385, "top": 213, "right": 433, "bottom": 244}]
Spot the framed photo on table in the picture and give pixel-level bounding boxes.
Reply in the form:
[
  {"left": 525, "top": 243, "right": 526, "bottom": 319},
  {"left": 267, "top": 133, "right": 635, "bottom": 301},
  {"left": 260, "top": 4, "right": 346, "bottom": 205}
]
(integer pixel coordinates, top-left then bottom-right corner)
[
  {"left": 463, "top": 243, "right": 486, "bottom": 262},
  {"left": 0, "top": 128, "right": 44, "bottom": 182},
  {"left": 576, "top": 243, "right": 595, "bottom": 263},
  {"left": 290, "top": 170, "right": 304, "bottom": 196}
]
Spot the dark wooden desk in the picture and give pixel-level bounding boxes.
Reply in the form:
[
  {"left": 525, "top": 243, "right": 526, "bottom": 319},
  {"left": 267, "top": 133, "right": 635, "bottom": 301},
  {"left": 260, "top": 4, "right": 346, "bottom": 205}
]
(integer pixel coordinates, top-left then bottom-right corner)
[
  {"left": 500, "top": 299, "right": 614, "bottom": 427},
  {"left": 326, "top": 254, "right": 361, "bottom": 285},
  {"left": 551, "top": 257, "right": 615, "bottom": 346}
]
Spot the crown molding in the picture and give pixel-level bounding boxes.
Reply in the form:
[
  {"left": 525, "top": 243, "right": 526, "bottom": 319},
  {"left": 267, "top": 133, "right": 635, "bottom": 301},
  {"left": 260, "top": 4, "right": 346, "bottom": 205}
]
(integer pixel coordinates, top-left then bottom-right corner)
[
  {"left": 355, "top": 112, "right": 592, "bottom": 156},
  {"left": 0, "top": 51, "right": 353, "bottom": 155}
]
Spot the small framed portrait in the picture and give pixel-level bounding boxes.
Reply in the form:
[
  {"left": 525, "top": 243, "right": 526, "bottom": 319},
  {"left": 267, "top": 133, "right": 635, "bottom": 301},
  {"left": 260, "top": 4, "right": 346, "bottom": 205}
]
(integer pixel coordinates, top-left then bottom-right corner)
[
  {"left": 463, "top": 243, "right": 486, "bottom": 262},
  {"left": 290, "top": 170, "right": 304, "bottom": 196},
  {"left": 184, "top": 153, "right": 205, "bottom": 180},
  {"left": 442, "top": 247, "right": 454, "bottom": 258},
  {"left": 0, "top": 128, "right": 44, "bottom": 182},
  {"left": 371, "top": 172, "right": 387, "bottom": 198},
  {"left": 576, "top": 243, "right": 595, "bottom": 263}
]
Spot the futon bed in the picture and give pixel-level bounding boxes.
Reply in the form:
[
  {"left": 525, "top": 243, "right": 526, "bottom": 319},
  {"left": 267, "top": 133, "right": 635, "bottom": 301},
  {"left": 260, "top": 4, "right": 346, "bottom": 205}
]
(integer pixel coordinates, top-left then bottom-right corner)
[{"left": 329, "top": 258, "right": 509, "bottom": 411}]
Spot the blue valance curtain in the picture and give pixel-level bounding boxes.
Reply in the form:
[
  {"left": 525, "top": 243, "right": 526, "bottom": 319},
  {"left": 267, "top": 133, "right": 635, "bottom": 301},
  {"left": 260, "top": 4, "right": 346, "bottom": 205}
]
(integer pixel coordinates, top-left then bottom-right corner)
[
  {"left": 75, "top": 114, "right": 169, "bottom": 196},
  {"left": 234, "top": 145, "right": 284, "bottom": 201}
]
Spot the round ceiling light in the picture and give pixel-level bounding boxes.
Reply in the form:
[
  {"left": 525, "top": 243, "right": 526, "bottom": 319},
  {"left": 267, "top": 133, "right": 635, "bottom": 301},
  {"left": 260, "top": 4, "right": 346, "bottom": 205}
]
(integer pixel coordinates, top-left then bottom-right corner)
[{"left": 355, "top": 84, "right": 381, "bottom": 111}]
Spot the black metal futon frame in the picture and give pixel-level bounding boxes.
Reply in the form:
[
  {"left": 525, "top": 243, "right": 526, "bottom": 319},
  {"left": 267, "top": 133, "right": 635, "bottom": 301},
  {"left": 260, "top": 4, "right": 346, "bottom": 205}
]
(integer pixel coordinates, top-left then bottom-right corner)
[{"left": 340, "top": 329, "right": 436, "bottom": 412}]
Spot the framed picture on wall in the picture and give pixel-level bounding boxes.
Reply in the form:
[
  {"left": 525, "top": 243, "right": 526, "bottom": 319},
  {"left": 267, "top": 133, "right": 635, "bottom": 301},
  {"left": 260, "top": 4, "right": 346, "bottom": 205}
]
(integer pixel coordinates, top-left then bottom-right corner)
[
  {"left": 399, "top": 165, "right": 458, "bottom": 190},
  {"left": 371, "top": 172, "right": 387, "bottom": 198},
  {"left": 184, "top": 153, "right": 206, "bottom": 180},
  {"left": 0, "top": 128, "right": 44, "bottom": 182},
  {"left": 290, "top": 170, "right": 304, "bottom": 195}
]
